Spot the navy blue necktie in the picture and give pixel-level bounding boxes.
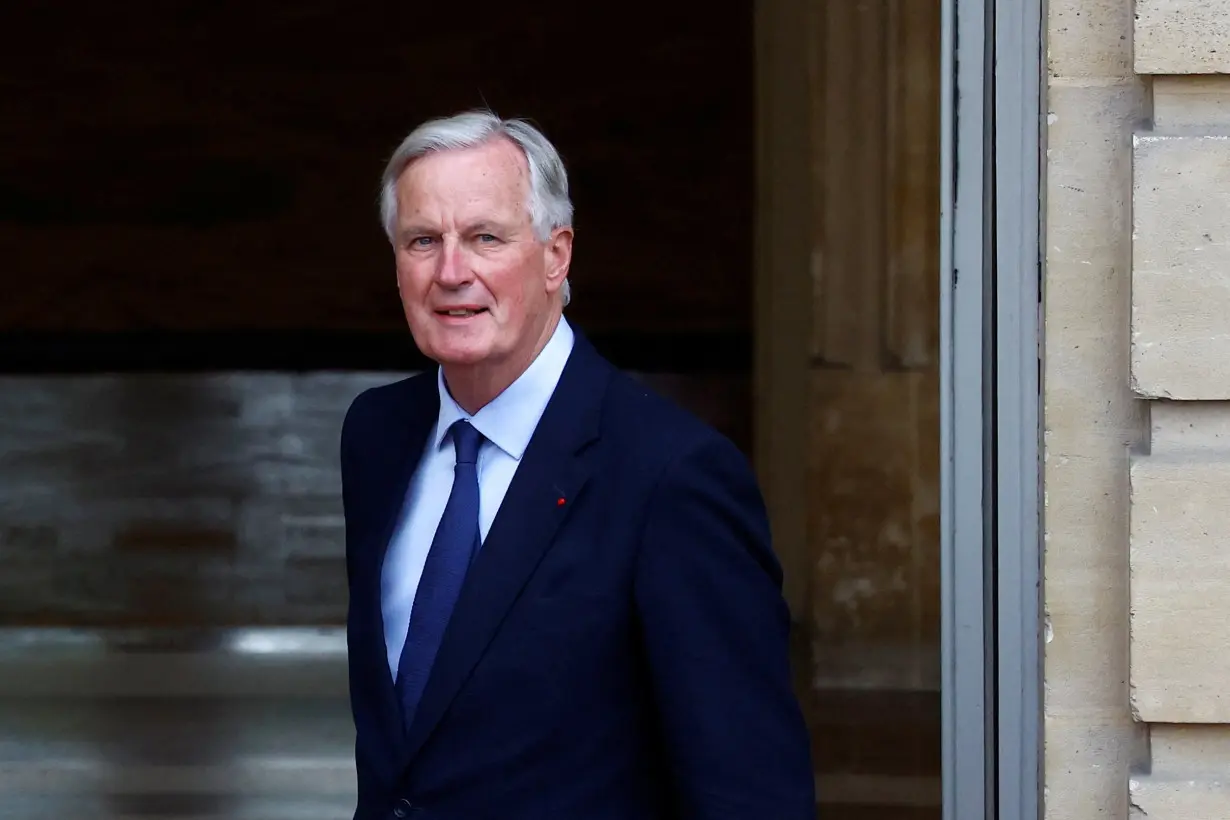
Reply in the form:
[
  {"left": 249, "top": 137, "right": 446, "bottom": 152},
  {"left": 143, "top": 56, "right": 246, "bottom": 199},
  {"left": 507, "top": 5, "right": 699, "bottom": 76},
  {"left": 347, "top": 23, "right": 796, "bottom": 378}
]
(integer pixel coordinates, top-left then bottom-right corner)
[{"left": 395, "top": 419, "right": 484, "bottom": 728}]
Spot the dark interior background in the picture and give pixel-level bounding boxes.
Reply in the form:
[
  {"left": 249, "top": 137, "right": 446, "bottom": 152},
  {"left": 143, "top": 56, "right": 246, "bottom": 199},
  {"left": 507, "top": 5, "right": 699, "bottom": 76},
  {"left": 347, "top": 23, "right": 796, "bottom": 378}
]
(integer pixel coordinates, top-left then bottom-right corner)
[
  {"left": 1, "top": 0, "right": 753, "bottom": 375},
  {"left": 0, "top": 1, "right": 754, "bottom": 629}
]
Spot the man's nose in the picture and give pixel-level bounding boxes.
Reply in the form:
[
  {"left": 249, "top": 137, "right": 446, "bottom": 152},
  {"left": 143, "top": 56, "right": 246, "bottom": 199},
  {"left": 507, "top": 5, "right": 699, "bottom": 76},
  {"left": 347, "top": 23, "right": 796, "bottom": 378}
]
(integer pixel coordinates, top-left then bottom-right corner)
[{"left": 435, "top": 239, "right": 472, "bottom": 287}]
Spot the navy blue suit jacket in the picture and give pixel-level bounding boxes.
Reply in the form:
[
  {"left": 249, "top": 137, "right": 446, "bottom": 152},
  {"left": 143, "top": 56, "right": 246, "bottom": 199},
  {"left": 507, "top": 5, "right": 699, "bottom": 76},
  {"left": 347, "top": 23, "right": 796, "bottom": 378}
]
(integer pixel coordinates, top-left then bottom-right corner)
[{"left": 340, "top": 332, "right": 815, "bottom": 820}]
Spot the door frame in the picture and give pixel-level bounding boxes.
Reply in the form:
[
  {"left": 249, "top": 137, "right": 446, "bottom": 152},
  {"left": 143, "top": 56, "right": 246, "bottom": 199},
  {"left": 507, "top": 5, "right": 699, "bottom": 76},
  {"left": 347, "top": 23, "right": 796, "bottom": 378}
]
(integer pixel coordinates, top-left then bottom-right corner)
[
  {"left": 990, "top": 0, "right": 1043, "bottom": 815},
  {"left": 942, "top": 0, "right": 1044, "bottom": 817},
  {"left": 753, "top": 0, "right": 1044, "bottom": 816}
]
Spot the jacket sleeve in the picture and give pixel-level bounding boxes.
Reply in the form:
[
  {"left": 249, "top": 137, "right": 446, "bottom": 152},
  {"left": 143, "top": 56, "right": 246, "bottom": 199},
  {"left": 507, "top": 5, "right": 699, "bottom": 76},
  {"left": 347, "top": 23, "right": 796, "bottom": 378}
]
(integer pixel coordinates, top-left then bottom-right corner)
[
  {"left": 339, "top": 390, "right": 365, "bottom": 587},
  {"left": 339, "top": 388, "right": 380, "bottom": 820},
  {"left": 634, "top": 434, "right": 816, "bottom": 820}
]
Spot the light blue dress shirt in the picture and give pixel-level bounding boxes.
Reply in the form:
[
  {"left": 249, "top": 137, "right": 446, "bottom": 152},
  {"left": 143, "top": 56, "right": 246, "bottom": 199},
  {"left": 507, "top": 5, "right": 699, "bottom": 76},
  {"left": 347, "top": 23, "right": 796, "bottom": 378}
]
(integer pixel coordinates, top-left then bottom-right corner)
[{"left": 381, "top": 317, "right": 576, "bottom": 677}]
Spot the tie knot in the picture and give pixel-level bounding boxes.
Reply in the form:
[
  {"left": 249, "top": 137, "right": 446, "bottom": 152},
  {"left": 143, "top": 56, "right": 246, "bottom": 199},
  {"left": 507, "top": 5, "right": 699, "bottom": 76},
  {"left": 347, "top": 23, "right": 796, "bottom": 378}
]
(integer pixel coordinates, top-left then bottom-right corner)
[{"left": 449, "top": 420, "right": 484, "bottom": 465}]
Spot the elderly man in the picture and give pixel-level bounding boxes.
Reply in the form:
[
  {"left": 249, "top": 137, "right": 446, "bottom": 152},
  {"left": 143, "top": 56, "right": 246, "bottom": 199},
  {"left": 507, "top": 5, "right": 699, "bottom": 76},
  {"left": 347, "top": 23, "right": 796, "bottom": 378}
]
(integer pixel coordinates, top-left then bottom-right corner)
[{"left": 340, "top": 109, "right": 815, "bottom": 820}]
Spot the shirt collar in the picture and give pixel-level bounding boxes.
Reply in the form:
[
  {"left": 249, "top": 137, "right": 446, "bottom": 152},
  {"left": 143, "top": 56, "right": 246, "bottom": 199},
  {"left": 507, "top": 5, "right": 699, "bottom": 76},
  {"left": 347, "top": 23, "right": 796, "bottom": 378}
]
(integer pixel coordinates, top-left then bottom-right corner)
[{"left": 433, "top": 316, "right": 575, "bottom": 460}]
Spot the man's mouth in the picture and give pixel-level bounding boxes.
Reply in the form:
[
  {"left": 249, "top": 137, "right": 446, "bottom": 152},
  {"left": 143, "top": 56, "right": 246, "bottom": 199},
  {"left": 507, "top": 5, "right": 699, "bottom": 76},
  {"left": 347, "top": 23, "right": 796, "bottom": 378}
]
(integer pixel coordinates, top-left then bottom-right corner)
[{"left": 436, "top": 308, "right": 488, "bottom": 318}]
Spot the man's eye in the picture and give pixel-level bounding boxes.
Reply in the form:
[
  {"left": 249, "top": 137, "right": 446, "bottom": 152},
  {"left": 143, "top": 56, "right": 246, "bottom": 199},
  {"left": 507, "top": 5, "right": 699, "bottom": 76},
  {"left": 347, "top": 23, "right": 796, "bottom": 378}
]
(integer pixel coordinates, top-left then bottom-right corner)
[
  {"left": 477, "top": 234, "right": 497, "bottom": 243},
  {"left": 410, "top": 237, "right": 433, "bottom": 248}
]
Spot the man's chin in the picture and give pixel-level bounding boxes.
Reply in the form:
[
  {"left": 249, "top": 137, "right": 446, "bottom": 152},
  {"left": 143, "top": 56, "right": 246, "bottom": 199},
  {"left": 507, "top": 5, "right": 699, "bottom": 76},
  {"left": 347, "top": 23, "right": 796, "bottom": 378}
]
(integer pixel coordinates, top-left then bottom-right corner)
[
  {"left": 412, "top": 325, "right": 491, "bottom": 363},
  {"left": 428, "top": 343, "right": 494, "bottom": 369}
]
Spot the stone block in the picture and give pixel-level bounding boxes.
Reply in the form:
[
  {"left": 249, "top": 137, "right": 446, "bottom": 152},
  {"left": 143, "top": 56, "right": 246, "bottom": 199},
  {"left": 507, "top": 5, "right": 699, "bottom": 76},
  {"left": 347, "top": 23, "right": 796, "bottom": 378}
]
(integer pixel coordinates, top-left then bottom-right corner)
[
  {"left": 1131, "top": 774, "right": 1230, "bottom": 818},
  {"left": 1043, "top": 717, "right": 1139, "bottom": 820},
  {"left": 1129, "top": 452, "right": 1230, "bottom": 721},
  {"left": 1136, "top": 0, "right": 1230, "bottom": 74},
  {"left": 1144, "top": 725, "right": 1230, "bottom": 814},
  {"left": 1048, "top": 0, "right": 1135, "bottom": 79},
  {"left": 1152, "top": 724, "right": 1230, "bottom": 772},
  {"left": 1150, "top": 401, "right": 1230, "bottom": 453},
  {"left": 1132, "top": 134, "right": 1230, "bottom": 399},
  {"left": 1046, "top": 81, "right": 1146, "bottom": 437},
  {"left": 1153, "top": 76, "right": 1230, "bottom": 129}
]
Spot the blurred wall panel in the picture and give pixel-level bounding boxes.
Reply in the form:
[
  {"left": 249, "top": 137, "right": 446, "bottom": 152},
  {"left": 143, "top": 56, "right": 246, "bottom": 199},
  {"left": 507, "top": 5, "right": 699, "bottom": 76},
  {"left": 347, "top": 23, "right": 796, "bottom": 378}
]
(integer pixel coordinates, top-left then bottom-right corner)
[{"left": 0, "top": 371, "right": 747, "bottom": 627}]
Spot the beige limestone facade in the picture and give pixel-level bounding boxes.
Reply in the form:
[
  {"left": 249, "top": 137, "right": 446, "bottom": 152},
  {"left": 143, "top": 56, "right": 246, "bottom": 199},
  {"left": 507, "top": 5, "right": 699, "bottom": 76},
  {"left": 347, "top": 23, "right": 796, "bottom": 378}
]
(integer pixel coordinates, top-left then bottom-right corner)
[{"left": 1048, "top": 0, "right": 1230, "bottom": 817}]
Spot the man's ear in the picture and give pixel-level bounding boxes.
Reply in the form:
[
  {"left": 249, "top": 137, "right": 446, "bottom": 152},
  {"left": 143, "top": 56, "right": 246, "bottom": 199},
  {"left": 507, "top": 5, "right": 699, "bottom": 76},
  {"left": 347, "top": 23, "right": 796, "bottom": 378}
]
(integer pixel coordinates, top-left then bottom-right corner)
[{"left": 544, "top": 226, "right": 573, "bottom": 293}]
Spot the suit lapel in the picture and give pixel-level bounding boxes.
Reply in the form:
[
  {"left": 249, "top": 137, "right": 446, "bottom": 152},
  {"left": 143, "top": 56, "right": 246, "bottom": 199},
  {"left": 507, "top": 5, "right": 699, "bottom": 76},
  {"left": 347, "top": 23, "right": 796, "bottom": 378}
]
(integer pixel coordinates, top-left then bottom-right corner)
[
  {"left": 360, "top": 374, "right": 439, "bottom": 762},
  {"left": 371, "top": 377, "right": 441, "bottom": 585},
  {"left": 402, "top": 334, "right": 612, "bottom": 762}
]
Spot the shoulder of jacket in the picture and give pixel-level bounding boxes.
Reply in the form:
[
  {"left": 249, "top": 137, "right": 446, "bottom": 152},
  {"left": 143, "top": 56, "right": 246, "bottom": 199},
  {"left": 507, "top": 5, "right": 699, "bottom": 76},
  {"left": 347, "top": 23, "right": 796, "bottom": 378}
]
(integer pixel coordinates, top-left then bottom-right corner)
[{"left": 602, "top": 370, "right": 731, "bottom": 463}]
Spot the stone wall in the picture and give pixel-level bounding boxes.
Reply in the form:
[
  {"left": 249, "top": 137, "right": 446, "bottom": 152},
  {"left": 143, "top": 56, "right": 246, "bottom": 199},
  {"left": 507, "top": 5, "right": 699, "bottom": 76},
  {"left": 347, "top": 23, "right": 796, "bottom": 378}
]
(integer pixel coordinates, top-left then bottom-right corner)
[
  {"left": 1046, "top": 0, "right": 1230, "bottom": 818},
  {"left": 1044, "top": 0, "right": 1148, "bottom": 817},
  {"left": 1124, "top": 2, "right": 1230, "bottom": 817}
]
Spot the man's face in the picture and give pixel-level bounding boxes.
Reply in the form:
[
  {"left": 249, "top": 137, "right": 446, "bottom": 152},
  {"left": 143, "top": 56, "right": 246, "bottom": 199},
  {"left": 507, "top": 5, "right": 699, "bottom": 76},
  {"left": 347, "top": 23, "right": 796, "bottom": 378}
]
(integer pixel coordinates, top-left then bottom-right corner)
[{"left": 391, "top": 139, "right": 571, "bottom": 375}]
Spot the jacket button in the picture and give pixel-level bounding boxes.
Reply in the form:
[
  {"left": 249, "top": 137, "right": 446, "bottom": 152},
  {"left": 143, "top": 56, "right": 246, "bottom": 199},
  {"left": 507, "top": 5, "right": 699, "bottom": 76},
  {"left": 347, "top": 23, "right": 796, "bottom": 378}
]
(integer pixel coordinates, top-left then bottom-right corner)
[{"left": 392, "top": 799, "right": 413, "bottom": 818}]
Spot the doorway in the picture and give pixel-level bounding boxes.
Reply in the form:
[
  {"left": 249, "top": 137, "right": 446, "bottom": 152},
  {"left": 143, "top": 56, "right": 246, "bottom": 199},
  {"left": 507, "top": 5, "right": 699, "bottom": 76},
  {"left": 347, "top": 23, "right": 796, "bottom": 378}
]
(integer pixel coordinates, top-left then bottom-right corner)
[
  {"left": 755, "top": 0, "right": 1045, "bottom": 817},
  {"left": 755, "top": 1, "right": 944, "bottom": 817}
]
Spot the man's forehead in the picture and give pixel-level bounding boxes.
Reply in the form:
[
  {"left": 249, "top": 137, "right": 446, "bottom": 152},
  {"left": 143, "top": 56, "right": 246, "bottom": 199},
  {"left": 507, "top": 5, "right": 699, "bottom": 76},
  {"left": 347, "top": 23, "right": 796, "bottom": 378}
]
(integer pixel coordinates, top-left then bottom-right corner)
[
  {"left": 401, "top": 139, "right": 529, "bottom": 190},
  {"left": 394, "top": 144, "right": 533, "bottom": 232}
]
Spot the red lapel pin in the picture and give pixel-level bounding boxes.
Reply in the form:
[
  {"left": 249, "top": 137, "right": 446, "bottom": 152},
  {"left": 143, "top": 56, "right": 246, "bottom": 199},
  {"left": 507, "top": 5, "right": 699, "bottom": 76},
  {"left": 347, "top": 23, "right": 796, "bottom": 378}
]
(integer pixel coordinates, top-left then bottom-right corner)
[{"left": 557, "top": 497, "right": 566, "bottom": 506}]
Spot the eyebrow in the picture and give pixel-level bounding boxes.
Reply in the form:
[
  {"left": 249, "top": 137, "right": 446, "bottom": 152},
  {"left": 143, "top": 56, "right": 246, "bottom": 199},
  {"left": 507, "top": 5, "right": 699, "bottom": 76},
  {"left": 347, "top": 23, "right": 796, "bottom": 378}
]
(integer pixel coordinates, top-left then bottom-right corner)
[
  {"left": 396, "top": 224, "right": 431, "bottom": 242},
  {"left": 464, "top": 220, "right": 513, "bottom": 235},
  {"left": 398, "top": 221, "right": 515, "bottom": 238}
]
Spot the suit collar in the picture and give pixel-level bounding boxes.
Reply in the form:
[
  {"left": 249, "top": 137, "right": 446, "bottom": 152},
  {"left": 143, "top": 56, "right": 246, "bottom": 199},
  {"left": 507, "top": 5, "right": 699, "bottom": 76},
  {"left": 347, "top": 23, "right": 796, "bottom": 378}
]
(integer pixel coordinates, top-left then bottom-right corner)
[{"left": 432, "top": 316, "right": 575, "bottom": 461}]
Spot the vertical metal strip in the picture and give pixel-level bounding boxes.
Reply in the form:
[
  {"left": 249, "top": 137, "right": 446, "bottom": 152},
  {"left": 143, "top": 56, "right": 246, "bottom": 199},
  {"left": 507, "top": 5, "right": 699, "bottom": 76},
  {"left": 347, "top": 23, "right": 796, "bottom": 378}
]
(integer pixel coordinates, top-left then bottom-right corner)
[
  {"left": 941, "top": 0, "right": 994, "bottom": 816},
  {"left": 994, "top": 0, "right": 1044, "bottom": 814}
]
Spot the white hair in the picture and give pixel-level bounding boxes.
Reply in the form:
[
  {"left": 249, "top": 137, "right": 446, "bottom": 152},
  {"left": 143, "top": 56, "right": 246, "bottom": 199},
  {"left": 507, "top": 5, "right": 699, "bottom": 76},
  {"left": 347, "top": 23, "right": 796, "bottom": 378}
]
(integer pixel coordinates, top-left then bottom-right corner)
[{"left": 379, "top": 109, "right": 574, "bottom": 306}]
